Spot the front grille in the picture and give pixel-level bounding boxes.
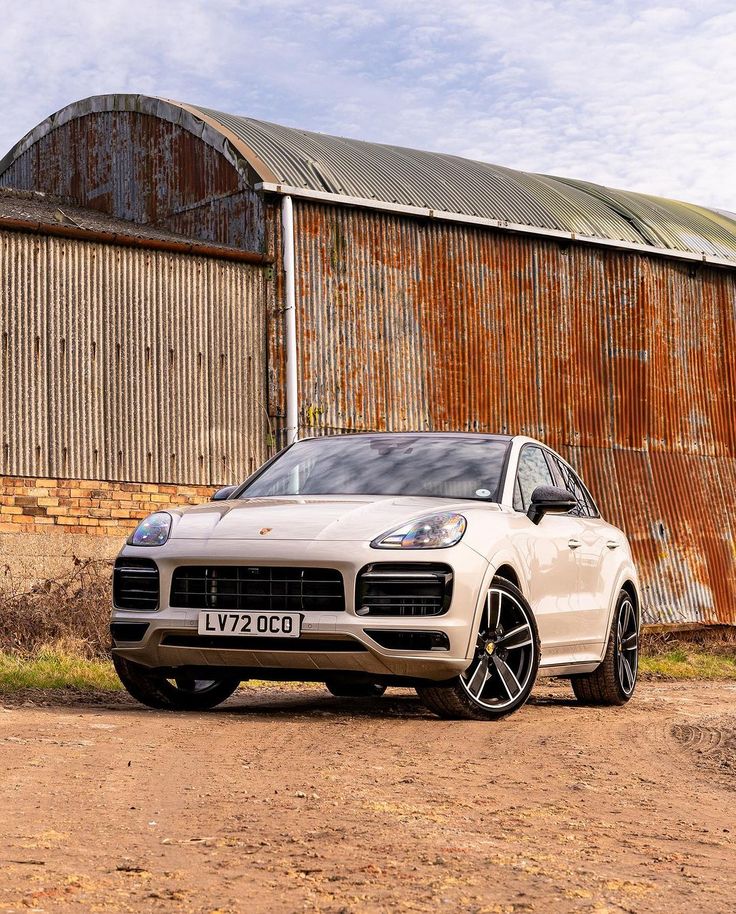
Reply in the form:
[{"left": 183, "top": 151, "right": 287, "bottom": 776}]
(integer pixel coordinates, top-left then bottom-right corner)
[
  {"left": 113, "top": 559, "right": 159, "bottom": 610},
  {"left": 170, "top": 566, "right": 345, "bottom": 613},
  {"left": 160, "top": 634, "right": 366, "bottom": 652},
  {"left": 356, "top": 563, "right": 453, "bottom": 616}
]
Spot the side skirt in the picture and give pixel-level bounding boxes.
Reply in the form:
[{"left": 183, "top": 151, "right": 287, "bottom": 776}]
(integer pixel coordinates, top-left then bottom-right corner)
[{"left": 538, "top": 660, "right": 600, "bottom": 678}]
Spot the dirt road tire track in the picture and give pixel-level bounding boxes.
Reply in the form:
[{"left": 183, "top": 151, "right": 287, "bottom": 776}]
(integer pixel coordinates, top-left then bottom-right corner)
[{"left": 1, "top": 680, "right": 734, "bottom": 913}]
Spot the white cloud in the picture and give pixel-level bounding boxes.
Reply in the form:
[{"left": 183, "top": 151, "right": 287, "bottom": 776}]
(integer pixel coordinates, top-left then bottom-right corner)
[{"left": 0, "top": 0, "right": 734, "bottom": 209}]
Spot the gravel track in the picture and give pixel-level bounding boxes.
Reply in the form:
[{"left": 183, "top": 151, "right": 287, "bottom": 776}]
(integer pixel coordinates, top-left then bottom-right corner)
[{"left": 1, "top": 679, "right": 734, "bottom": 913}]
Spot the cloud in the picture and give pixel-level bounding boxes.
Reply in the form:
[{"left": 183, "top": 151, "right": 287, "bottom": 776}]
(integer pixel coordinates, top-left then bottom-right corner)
[{"left": 0, "top": 0, "right": 734, "bottom": 209}]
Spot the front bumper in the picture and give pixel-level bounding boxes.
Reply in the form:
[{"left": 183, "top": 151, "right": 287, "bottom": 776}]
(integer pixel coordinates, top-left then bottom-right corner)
[{"left": 110, "top": 539, "right": 490, "bottom": 682}]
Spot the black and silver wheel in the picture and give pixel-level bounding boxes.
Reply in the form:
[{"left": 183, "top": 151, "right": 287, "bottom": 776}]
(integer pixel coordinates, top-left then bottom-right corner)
[
  {"left": 325, "top": 678, "right": 387, "bottom": 698},
  {"left": 571, "top": 589, "right": 638, "bottom": 706},
  {"left": 113, "top": 655, "right": 241, "bottom": 711},
  {"left": 416, "top": 577, "right": 540, "bottom": 720}
]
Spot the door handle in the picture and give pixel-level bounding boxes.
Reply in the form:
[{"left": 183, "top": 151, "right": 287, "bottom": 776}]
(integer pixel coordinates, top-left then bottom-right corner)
[
  {"left": 568, "top": 538, "right": 581, "bottom": 550},
  {"left": 606, "top": 540, "right": 620, "bottom": 550}
]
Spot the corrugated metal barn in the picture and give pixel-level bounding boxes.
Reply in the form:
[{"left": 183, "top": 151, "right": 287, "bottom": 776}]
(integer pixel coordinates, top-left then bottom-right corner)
[{"left": 1, "top": 93, "right": 734, "bottom": 627}]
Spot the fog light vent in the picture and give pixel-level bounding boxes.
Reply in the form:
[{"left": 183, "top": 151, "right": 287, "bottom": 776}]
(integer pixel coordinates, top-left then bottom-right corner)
[{"left": 364, "top": 630, "right": 450, "bottom": 651}]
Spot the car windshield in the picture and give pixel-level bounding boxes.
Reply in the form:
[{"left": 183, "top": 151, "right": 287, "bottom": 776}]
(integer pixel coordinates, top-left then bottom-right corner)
[{"left": 239, "top": 436, "right": 510, "bottom": 501}]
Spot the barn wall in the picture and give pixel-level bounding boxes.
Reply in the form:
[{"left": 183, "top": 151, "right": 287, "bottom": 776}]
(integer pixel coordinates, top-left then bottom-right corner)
[
  {"left": 0, "top": 111, "right": 266, "bottom": 253},
  {"left": 0, "top": 228, "right": 270, "bottom": 486},
  {"left": 292, "top": 201, "right": 736, "bottom": 626}
]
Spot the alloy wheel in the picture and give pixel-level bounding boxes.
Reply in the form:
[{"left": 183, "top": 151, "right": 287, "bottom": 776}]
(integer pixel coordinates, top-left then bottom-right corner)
[
  {"left": 616, "top": 598, "right": 638, "bottom": 696},
  {"left": 460, "top": 587, "right": 536, "bottom": 710}
]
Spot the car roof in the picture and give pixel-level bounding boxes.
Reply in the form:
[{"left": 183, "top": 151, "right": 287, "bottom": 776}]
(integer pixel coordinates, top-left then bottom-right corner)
[{"left": 297, "top": 432, "right": 514, "bottom": 443}]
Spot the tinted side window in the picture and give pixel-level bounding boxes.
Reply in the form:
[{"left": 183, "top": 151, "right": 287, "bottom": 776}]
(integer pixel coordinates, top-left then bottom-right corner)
[
  {"left": 549, "top": 455, "right": 598, "bottom": 518},
  {"left": 513, "top": 446, "right": 555, "bottom": 512}
]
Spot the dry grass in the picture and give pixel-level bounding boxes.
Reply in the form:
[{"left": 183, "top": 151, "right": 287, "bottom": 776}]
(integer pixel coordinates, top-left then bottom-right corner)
[
  {"left": 0, "top": 558, "right": 111, "bottom": 659},
  {"left": 639, "top": 627, "right": 736, "bottom": 680},
  {"left": 0, "top": 647, "right": 122, "bottom": 691},
  {"left": 639, "top": 646, "right": 736, "bottom": 680}
]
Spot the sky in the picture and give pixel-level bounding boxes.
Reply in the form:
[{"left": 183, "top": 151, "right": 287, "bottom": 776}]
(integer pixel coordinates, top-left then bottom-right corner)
[{"left": 2, "top": 0, "right": 735, "bottom": 210}]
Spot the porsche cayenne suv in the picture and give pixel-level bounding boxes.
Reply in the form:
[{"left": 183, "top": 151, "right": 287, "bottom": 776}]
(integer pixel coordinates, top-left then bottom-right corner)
[{"left": 111, "top": 433, "right": 640, "bottom": 720}]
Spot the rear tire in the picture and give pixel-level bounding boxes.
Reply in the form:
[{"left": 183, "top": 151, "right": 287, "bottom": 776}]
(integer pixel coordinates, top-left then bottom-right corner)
[
  {"left": 113, "top": 654, "right": 241, "bottom": 711},
  {"left": 325, "top": 678, "right": 387, "bottom": 698},
  {"left": 416, "top": 576, "right": 540, "bottom": 721},
  {"left": 571, "top": 589, "right": 639, "bottom": 706}
]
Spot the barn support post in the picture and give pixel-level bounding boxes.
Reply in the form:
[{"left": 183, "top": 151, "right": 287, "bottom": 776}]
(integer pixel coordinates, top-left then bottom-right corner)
[{"left": 282, "top": 194, "right": 299, "bottom": 445}]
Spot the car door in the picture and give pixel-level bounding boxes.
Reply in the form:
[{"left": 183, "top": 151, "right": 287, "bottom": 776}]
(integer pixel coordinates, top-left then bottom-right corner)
[
  {"left": 547, "top": 454, "right": 613, "bottom": 661},
  {"left": 511, "top": 445, "right": 585, "bottom": 664}
]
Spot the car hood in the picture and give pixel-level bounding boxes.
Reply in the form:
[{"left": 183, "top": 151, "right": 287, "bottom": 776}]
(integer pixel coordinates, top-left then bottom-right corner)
[{"left": 168, "top": 495, "right": 500, "bottom": 542}]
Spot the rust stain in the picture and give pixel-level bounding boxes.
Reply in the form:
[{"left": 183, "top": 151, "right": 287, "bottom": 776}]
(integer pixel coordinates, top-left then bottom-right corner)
[{"left": 292, "top": 201, "right": 736, "bottom": 626}]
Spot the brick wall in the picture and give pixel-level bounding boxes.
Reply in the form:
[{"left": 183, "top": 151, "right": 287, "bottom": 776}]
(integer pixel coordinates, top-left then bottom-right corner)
[
  {"left": 0, "top": 476, "right": 216, "bottom": 585},
  {"left": 0, "top": 476, "right": 214, "bottom": 535}
]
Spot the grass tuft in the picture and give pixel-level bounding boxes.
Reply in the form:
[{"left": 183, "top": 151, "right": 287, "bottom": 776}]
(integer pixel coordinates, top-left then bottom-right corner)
[
  {"left": 639, "top": 647, "right": 736, "bottom": 681},
  {"left": 0, "top": 647, "right": 122, "bottom": 692}
]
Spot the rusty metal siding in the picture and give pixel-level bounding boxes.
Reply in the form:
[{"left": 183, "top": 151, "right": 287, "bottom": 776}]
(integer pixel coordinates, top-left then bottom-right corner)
[
  {"left": 0, "top": 229, "right": 268, "bottom": 485},
  {"left": 292, "top": 201, "right": 736, "bottom": 625},
  {"left": 0, "top": 111, "right": 265, "bottom": 254}
]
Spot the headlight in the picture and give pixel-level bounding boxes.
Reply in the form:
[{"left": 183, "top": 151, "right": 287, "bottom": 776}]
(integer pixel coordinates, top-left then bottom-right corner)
[
  {"left": 127, "top": 512, "right": 172, "bottom": 547},
  {"left": 371, "top": 512, "right": 467, "bottom": 549}
]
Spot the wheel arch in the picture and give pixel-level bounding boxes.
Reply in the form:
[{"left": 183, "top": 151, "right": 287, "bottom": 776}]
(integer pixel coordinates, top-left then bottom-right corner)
[
  {"left": 596, "top": 569, "right": 641, "bottom": 665},
  {"left": 619, "top": 579, "right": 641, "bottom": 631},
  {"left": 463, "top": 552, "right": 529, "bottom": 661},
  {"left": 492, "top": 563, "right": 521, "bottom": 590}
]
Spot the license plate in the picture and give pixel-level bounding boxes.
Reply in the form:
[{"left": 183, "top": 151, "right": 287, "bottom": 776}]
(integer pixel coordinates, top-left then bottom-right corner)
[{"left": 198, "top": 611, "right": 302, "bottom": 638}]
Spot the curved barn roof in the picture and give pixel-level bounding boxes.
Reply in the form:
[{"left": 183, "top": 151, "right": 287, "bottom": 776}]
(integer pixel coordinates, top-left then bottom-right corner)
[{"left": 2, "top": 94, "right": 736, "bottom": 264}]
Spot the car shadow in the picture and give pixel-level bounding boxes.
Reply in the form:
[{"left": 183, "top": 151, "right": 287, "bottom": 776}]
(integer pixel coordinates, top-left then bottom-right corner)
[{"left": 1, "top": 682, "right": 580, "bottom": 717}]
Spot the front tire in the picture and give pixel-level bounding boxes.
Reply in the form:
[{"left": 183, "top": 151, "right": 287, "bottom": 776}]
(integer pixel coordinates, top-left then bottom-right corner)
[
  {"left": 113, "top": 655, "right": 241, "bottom": 711},
  {"left": 416, "top": 577, "right": 540, "bottom": 720},
  {"left": 571, "top": 589, "right": 639, "bottom": 706}
]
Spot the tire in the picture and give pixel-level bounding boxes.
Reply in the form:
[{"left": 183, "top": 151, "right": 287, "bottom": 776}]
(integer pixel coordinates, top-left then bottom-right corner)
[
  {"left": 325, "top": 678, "right": 387, "bottom": 698},
  {"left": 416, "top": 576, "right": 540, "bottom": 721},
  {"left": 112, "top": 654, "right": 241, "bottom": 711},
  {"left": 571, "top": 589, "right": 639, "bottom": 706}
]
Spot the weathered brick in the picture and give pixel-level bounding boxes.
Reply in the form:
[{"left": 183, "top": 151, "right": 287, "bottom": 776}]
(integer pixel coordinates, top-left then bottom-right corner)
[
  {"left": 22, "top": 506, "right": 48, "bottom": 518},
  {"left": 14, "top": 496, "right": 39, "bottom": 507}
]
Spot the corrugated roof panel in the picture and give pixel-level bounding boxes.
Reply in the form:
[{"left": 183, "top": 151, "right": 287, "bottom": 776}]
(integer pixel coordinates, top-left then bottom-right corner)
[
  {"left": 2, "top": 95, "right": 734, "bottom": 263},
  {"left": 193, "top": 104, "right": 736, "bottom": 261},
  {"left": 198, "top": 107, "right": 647, "bottom": 239}
]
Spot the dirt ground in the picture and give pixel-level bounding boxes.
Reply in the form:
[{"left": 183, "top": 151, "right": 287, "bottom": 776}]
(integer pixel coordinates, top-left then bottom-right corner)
[{"left": 0, "top": 679, "right": 734, "bottom": 914}]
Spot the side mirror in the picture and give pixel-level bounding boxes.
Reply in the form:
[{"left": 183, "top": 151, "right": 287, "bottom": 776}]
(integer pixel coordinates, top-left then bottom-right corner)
[
  {"left": 527, "top": 485, "right": 577, "bottom": 525},
  {"left": 212, "top": 485, "right": 237, "bottom": 502}
]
